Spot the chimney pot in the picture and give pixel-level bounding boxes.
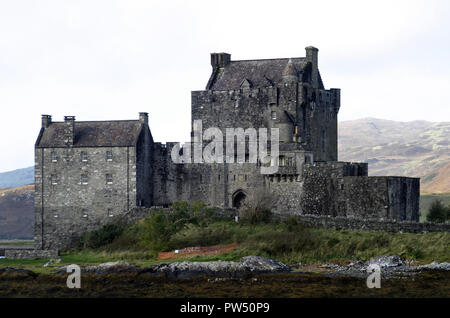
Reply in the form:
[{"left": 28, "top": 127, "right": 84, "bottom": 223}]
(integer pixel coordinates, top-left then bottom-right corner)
[
  {"left": 139, "top": 112, "right": 148, "bottom": 125},
  {"left": 63, "top": 116, "right": 75, "bottom": 147},
  {"left": 211, "top": 52, "right": 231, "bottom": 69},
  {"left": 41, "top": 115, "right": 52, "bottom": 128}
]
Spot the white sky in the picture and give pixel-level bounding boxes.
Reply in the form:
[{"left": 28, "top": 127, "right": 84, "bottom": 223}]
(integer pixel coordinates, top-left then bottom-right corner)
[{"left": 0, "top": 0, "right": 449, "bottom": 172}]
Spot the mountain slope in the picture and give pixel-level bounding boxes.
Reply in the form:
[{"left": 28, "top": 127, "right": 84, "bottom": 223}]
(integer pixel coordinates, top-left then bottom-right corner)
[
  {"left": 0, "top": 166, "right": 34, "bottom": 189},
  {"left": 0, "top": 185, "right": 34, "bottom": 239},
  {"left": 338, "top": 118, "right": 450, "bottom": 194}
]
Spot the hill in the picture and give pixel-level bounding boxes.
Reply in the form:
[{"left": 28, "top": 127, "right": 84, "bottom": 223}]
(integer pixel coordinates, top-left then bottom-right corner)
[
  {"left": 338, "top": 118, "right": 449, "bottom": 194},
  {"left": 0, "top": 185, "right": 34, "bottom": 240},
  {"left": 0, "top": 167, "right": 34, "bottom": 189}
]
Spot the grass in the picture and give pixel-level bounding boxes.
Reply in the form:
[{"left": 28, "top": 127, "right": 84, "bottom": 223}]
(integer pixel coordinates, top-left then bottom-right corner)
[
  {"left": 1, "top": 210, "right": 449, "bottom": 273},
  {"left": 0, "top": 240, "right": 34, "bottom": 247},
  {"left": 21, "top": 219, "right": 446, "bottom": 271}
]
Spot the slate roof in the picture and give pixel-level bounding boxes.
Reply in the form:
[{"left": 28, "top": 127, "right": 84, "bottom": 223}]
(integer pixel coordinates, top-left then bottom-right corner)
[
  {"left": 36, "top": 120, "right": 143, "bottom": 148},
  {"left": 207, "top": 57, "right": 324, "bottom": 90}
]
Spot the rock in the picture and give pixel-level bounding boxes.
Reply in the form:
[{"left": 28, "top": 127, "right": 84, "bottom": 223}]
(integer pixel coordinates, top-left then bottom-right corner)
[
  {"left": 366, "top": 255, "right": 403, "bottom": 268},
  {"left": 141, "top": 256, "right": 290, "bottom": 278},
  {"left": 55, "top": 257, "right": 290, "bottom": 277},
  {"left": 417, "top": 262, "right": 450, "bottom": 271},
  {"left": 239, "top": 256, "right": 290, "bottom": 273},
  {"left": 83, "top": 261, "right": 140, "bottom": 274},
  {"left": 56, "top": 261, "right": 140, "bottom": 274}
]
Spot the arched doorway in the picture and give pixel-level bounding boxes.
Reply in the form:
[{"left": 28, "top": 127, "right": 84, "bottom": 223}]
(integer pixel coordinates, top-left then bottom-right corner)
[{"left": 232, "top": 190, "right": 247, "bottom": 209}]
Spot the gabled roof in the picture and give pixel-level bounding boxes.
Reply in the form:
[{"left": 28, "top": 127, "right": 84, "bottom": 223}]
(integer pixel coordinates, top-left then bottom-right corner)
[
  {"left": 207, "top": 57, "right": 322, "bottom": 90},
  {"left": 36, "top": 120, "right": 144, "bottom": 148}
]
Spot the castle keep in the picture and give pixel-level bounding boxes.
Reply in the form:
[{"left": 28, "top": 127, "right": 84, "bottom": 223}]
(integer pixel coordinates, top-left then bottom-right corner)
[{"left": 32, "top": 47, "right": 420, "bottom": 250}]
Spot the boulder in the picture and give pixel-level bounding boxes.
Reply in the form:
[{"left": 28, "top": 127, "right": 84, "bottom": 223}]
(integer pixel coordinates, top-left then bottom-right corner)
[{"left": 366, "top": 255, "right": 403, "bottom": 268}]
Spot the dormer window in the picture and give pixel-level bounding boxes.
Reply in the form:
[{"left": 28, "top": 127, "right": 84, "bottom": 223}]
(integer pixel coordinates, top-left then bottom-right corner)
[
  {"left": 106, "top": 151, "right": 113, "bottom": 161},
  {"left": 81, "top": 151, "right": 88, "bottom": 162}
]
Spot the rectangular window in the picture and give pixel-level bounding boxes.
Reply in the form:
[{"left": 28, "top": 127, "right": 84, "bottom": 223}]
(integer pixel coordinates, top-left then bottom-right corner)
[
  {"left": 53, "top": 210, "right": 58, "bottom": 218},
  {"left": 106, "top": 151, "right": 113, "bottom": 161},
  {"left": 51, "top": 151, "right": 58, "bottom": 162},
  {"left": 81, "top": 151, "right": 88, "bottom": 162},
  {"left": 106, "top": 174, "right": 113, "bottom": 184},
  {"left": 82, "top": 209, "right": 88, "bottom": 218},
  {"left": 81, "top": 174, "right": 88, "bottom": 184},
  {"left": 51, "top": 174, "right": 58, "bottom": 185},
  {"left": 107, "top": 209, "right": 113, "bottom": 217},
  {"left": 279, "top": 156, "right": 286, "bottom": 167},
  {"left": 271, "top": 111, "right": 277, "bottom": 120}
]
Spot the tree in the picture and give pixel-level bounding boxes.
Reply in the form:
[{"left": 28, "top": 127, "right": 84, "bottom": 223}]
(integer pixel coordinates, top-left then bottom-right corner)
[{"left": 426, "top": 199, "right": 448, "bottom": 223}]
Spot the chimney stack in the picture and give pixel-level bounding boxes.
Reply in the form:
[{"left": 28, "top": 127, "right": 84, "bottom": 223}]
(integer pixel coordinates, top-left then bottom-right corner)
[
  {"left": 139, "top": 112, "right": 148, "bottom": 125},
  {"left": 305, "top": 46, "right": 319, "bottom": 88},
  {"left": 41, "top": 115, "right": 52, "bottom": 128},
  {"left": 64, "top": 116, "right": 75, "bottom": 147},
  {"left": 211, "top": 52, "right": 231, "bottom": 69}
]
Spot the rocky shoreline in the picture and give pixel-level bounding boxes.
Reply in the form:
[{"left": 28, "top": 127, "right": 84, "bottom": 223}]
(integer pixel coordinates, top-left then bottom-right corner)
[{"left": 1, "top": 255, "right": 449, "bottom": 279}]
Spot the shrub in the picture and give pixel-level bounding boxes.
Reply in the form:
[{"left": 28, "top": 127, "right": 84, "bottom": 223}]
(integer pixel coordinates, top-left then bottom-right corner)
[
  {"left": 427, "top": 200, "right": 449, "bottom": 223},
  {"left": 240, "top": 189, "right": 277, "bottom": 224},
  {"left": 78, "top": 220, "right": 126, "bottom": 249}
]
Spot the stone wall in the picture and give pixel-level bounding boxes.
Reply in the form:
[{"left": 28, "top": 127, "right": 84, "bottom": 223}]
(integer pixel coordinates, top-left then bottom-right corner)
[
  {"left": 191, "top": 83, "right": 339, "bottom": 162},
  {"left": 300, "top": 162, "right": 419, "bottom": 221},
  {"left": 34, "top": 146, "right": 138, "bottom": 250},
  {"left": 285, "top": 214, "right": 450, "bottom": 234},
  {"left": 4, "top": 248, "right": 59, "bottom": 259}
]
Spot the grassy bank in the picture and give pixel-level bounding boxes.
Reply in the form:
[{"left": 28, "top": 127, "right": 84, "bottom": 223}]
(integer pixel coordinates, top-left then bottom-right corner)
[
  {"left": 61, "top": 209, "right": 450, "bottom": 268},
  {"left": 1, "top": 202, "right": 449, "bottom": 272}
]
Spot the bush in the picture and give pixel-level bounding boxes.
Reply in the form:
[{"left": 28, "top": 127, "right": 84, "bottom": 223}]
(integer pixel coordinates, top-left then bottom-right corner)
[
  {"left": 78, "top": 220, "right": 126, "bottom": 249},
  {"left": 240, "top": 190, "right": 277, "bottom": 224},
  {"left": 427, "top": 200, "right": 449, "bottom": 223}
]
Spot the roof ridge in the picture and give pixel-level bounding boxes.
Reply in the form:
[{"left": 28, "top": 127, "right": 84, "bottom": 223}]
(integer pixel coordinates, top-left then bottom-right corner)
[
  {"left": 49, "top": 120, "right": 140, "bottom": 124},
  {"left": 231, "top": 57, "right": 305, "bottom": 62}
]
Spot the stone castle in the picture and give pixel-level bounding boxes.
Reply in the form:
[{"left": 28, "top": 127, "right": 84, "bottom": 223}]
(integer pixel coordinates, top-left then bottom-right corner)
[{"left": 32, "top": 47, "right": 420, "bottom": 251}]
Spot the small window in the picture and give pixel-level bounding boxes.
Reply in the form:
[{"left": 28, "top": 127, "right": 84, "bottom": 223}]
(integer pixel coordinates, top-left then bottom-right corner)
[
  {"left": 51, "top": 151, "right": 58, "bottom": 162},
  {"left": 106, "top": 151, "right": 113, "bottom": 161},
  {"left": 53, "top": 210, "right": 58, "bottom": 218},
  {"left": 81, "top": 174, "right": 88, "bottom": 184},
  {"left": 51, "top": 174, "right": 58, "bottom": 185},
  {"left": 279, "top": 156, "right": 286, "bottom": 167},
  {"left": 81, "top": 151, "right": 88, "bottom": 162},
  {"left": 271, "top": 111, "right": 277, "bottom": 120},
  {"left": 341, "top": 184, "right": 344, "bottom": 190},
  {"left": 82, "top": 209, "right": 88, "bottom": 218},
  {"left": 106, "top": 174, "right": 113, "bottom": 184},
  {"left": 107, "top": 209, "right": 114, "bottom": 217},
  {"left": 218, "top": 174, "right": 221, "bottom": 182}
]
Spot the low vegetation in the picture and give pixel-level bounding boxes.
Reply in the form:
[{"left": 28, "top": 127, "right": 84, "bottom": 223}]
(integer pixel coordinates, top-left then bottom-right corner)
[
  {"left": 69, "top": 201, "right": 450, "bottom": 266},
  {"left": 426, "top": 199, "right": 450, "bottom": 223}
]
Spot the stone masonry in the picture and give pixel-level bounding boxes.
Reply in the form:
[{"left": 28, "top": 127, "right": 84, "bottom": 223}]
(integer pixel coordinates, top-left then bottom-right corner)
[{"left": 27, "top": 46, "right": 422, "bottom": 255}]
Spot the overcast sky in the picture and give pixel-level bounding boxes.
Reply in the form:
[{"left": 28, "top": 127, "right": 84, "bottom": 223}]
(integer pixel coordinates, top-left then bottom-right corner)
[{"left": 0, "top": 0, "right": 449, "bottom": 172}]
